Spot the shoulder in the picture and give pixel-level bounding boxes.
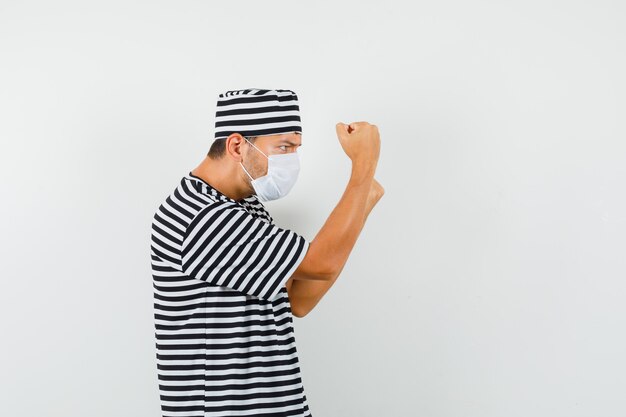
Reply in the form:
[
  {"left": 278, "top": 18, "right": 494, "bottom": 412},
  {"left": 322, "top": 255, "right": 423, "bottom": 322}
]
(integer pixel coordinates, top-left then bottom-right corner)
[
  {"left": 184, "top": 198, "right": 274, "bottom": 241},
  {"left": 188, "top": 199, "right": 245, "bottom": 228}
]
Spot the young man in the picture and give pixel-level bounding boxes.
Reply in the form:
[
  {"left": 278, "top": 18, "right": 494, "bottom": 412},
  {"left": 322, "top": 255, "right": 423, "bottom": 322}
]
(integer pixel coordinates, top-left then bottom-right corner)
[{"left": 150, "top": 88, "right": 383, "bottom": 416}]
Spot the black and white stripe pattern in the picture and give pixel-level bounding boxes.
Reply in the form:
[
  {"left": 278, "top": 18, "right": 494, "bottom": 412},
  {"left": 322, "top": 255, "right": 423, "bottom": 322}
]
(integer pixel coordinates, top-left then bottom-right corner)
[
  {"left": 150, "top": 171, "right": 312, "bottom": 417},
  {"left": 214, "top": 88, "right": 303, "bottom": 140}
]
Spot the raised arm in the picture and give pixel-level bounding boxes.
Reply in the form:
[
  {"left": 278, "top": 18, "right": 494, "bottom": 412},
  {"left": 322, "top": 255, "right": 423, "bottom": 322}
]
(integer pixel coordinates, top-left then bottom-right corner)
[{"left": 286, "top": 121, "right": 384, "bottom": 317}]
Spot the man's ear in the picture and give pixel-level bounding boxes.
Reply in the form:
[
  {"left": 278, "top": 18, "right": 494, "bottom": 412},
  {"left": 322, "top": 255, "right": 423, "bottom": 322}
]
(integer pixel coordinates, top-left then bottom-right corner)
[{"left": 226, "top": 133, "right": 246, "bottom": 160}]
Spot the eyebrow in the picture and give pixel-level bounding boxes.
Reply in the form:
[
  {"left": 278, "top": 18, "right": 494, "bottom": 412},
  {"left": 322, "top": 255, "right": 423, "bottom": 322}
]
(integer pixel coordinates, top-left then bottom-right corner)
[{"left": 280, "top": 140, "right": 302, "bottom": 147}]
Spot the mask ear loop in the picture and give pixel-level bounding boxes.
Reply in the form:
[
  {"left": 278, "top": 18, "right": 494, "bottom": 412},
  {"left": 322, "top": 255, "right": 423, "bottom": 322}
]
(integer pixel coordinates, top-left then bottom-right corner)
[
  {"left": 240, "top": 160, "right": 254, "bottom": 181},
  {"left": 240, "top": 136, "right": 267, "bottom": 181},
  {"left": 244, "top": 136, "right": 269, "bottom": 159}
]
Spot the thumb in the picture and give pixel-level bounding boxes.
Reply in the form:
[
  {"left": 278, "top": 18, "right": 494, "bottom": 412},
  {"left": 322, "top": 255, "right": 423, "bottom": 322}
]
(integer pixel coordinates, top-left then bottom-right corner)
[{"left": 335, "top": 122, "right": 350, "bottom": 139}]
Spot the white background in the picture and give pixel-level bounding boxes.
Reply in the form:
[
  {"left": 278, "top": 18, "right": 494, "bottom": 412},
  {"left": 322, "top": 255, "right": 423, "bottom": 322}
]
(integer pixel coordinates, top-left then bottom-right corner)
[{"left": 1, "top": 1, "right": 625, "bottom": 416}]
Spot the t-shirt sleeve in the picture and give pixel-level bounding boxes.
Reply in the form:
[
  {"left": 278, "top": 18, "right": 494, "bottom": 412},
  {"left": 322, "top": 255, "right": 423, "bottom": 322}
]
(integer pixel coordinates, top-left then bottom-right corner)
[{"left": 181, "top": 201, "right": 310, "bottom": 301}]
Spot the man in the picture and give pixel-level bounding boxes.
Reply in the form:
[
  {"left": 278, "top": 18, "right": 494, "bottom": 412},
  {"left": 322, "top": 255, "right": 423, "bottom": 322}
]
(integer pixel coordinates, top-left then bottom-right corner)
[{"left": 150, "top": 88, "right": 383, "bottom": 417}]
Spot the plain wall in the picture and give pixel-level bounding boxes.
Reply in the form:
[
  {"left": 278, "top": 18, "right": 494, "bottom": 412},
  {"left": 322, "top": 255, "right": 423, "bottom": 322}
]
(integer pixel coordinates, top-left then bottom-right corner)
[{"left": 1, "top": 1, "right": 625, "bottom": 416}]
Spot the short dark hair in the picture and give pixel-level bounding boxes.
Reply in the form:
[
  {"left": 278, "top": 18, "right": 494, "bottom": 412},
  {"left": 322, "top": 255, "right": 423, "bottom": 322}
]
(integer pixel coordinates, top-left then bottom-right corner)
[{"left": 207, "top": 135, "right": 258, "bottom": 160}]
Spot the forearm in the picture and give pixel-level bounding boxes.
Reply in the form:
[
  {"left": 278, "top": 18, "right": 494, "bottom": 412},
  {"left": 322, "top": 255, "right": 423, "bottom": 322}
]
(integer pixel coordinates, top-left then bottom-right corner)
[
  {"left": 315, "top": 162, "right": 374, "bottom": 278},
  {"left": 289, "top": 166, "right": 378, "bottom": 316}
]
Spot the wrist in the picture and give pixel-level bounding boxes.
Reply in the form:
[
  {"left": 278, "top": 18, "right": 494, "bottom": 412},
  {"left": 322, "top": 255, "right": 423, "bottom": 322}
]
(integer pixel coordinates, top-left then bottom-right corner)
[{"left": 351, "top": 161, "right": 375, "bottom": 183}]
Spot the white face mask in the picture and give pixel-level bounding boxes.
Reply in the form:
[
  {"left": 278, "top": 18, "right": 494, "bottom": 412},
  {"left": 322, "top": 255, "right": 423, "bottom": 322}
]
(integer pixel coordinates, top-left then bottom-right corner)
[{"left": 239, "top": 137, "right": 300, "bottom": 202}]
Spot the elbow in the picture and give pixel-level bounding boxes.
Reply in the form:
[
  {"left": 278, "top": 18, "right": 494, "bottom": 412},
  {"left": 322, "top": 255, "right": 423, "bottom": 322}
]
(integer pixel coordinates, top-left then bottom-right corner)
[
  {"left": 290, "top": 289, "right": 327, "bottom": 319},
  {"left": 291, "top": 301, "right": 312, "bottom": 318},
  {"left": 292, "top": 307, "right": 308, "bottom": 319}
]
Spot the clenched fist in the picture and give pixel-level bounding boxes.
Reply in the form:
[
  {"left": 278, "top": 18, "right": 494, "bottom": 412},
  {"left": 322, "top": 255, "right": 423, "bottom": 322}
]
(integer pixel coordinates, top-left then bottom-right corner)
[{"left": 335, "top": 121, "right": 380, "bottom": 168}]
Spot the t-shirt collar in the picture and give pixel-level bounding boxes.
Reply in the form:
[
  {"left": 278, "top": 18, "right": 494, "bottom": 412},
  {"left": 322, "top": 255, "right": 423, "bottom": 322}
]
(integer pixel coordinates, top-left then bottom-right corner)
[{"left": 185, "top": 171, "right": 258, "bottom": 205}]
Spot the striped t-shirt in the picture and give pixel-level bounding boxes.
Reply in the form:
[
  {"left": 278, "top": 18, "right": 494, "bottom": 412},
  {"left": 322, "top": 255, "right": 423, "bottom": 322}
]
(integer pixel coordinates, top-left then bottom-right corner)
[{"left": 150, "top": 171, "right": 312, "bottom": 417}]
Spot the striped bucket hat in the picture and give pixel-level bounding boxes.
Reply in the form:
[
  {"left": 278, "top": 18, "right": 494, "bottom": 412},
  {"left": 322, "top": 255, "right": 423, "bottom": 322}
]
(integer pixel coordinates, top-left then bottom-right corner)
[{"left": 214, "top": 88, "right": 302, "bottom": 140}]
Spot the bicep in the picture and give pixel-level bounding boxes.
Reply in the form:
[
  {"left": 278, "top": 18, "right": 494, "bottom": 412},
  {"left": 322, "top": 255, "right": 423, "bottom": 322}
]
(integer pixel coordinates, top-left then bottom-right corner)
[
  {"left": 286, "top": 240, "right": 341, "bottom": 317},
  {"left": 288, "top": 238, "right": 333, "bottom": 282}
]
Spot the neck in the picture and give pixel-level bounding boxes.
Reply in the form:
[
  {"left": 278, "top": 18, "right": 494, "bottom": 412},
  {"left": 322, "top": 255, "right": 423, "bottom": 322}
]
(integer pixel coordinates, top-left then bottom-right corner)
[{"left": 191, "top": 156, "right": 253, "bottom": 203}]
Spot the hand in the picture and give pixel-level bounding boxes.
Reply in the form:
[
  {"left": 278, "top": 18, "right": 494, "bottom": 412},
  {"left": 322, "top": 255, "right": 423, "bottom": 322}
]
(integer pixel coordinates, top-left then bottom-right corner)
[{"left": 335, "top": 121, "right": 380, "bottom": 169}]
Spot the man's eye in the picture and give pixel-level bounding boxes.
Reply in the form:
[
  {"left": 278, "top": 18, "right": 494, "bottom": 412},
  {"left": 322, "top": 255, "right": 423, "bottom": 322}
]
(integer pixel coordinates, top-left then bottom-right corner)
[{"left": 279, "top": 145, "right": 287, "bottom": 151}]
